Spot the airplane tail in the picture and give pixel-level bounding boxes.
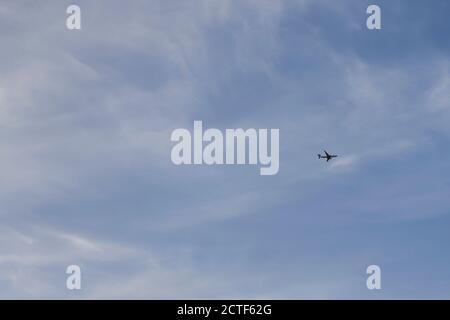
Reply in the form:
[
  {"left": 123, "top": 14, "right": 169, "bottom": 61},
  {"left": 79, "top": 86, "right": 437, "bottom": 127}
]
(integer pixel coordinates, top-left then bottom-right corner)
[{"left": 318, "top": 154, "right": 321, "bottom": 159}]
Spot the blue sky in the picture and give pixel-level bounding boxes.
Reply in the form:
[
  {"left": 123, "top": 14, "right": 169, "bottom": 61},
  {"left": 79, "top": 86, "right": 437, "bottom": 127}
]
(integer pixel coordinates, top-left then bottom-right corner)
[{"left": 0, "top": 0, "right": 449, "bottom": 298}]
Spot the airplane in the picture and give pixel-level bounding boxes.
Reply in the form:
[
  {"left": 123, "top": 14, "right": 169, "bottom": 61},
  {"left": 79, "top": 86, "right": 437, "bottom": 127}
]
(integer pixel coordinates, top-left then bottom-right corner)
[{"left": 318, "top": 150, "right": 338, "bottom": 162}]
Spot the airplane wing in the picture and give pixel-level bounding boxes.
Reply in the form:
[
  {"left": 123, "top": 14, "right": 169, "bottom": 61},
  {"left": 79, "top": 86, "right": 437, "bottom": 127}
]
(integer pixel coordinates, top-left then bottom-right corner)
[{"left": 324, "top": 150, "right": 330, "bottom": 157}]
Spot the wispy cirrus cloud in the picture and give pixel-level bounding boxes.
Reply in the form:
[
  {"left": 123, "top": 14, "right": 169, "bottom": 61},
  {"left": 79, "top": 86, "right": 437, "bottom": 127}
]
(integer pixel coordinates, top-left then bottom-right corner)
[{"left": 0, "top": 0, "right": 449, "bottom": 299}]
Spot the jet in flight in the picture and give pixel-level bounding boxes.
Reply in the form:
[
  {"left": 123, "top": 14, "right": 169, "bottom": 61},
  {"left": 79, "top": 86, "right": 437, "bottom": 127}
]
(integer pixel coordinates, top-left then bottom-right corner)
[{"left": 318, "top": 150, "right": 338, "bottom": 162}]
